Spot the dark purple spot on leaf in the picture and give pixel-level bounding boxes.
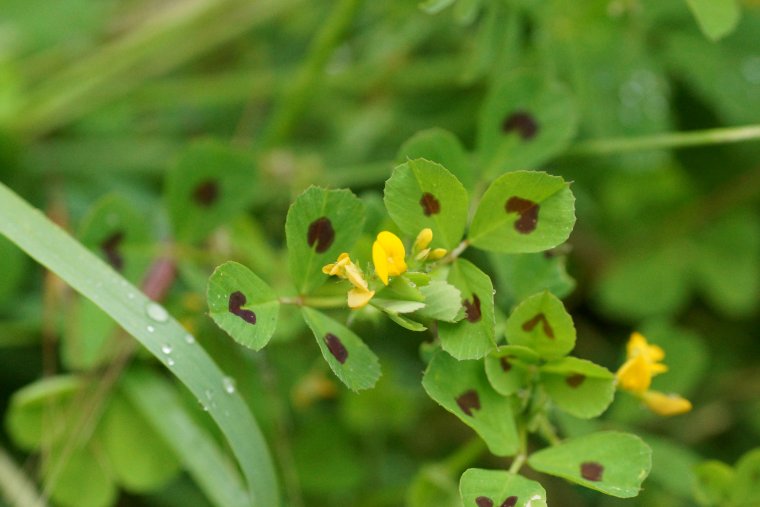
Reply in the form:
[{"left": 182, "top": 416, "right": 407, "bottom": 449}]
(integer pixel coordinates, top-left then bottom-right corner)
[
  {"left": 456, "top": 389, "right": 481, "bottom": 416},
  {"left": 324, "top": 333, "right": 348, "bottom": 364},
  {"left": 463, "top": 294, "right": 482, "bottom": 323},
  {"left": 500, "top": 357, "right": 512, "bottom": 372},
  {"left": 522, "top": 313, "right": 554, "bottom": 339},
  {"left": 419, "top": 192, "right": 441, "bottom": 216},
  {"left": 502, "top": 110, "right": 539, "bottom": 140},
  {"left": 581, "top": 461, "right": 604, "bottom": 482},
  {"left": 229, "top": 291, "right": 256, "bottom": 324},
  {"left": 500, "top": 497, "right": 518, "bottom": 507},
  {"left": 193, "top": 179, "right": 219, "bottom": 206},
  {"left": 307, "top": 217, "right": 335, "bottom": 253},
  {"left": 101, "top": 231, "right": 125, "bottom": 271},
  {"left": 505, "top": 196, "right": 540, "bottom": 234},
  {"left": 475, "top": 497, "right": 493, "bottom": 507},
  {"left": 566, "top": 373, "right": 586, "bottom": 388}
]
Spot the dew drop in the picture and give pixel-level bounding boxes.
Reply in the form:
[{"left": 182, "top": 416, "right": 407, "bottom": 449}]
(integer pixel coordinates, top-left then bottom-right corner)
[
  {"left": 147, "top": 325, "right": 155, "bottom": 333},
  {"left": 146, "top": 302, "right": 169, "bottom": 323},
  {"left": 166, "top": 357, "right": 175, "bottom": 367},
  {"left": 184, "top": 334, "right": 196, "bottom": 344},
  {"left": 161, "top": 344, "right": 173, "bottom": 355},
  {"left": 222, "top": 376, "right": 236, "bottom": 394},
  {"left": 127, "top": 292, "right": 135, "bottom": 300}
]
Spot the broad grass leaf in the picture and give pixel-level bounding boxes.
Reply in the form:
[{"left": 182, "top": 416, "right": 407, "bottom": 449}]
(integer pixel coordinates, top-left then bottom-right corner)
[
  {"left": 285, "top": 186, "right": 365, "bottom": 294},
  {"left": 468, "top": 171, "right": 575, "bottom": 254},
  {"left": 422, "top": 350, "right": 519, "bottom": 456},
  {"left": 528, "top": 431, "right": 652, "bottom": 498},
  {"left": 460, "top": 469, "right": 547, "bottom": 507},
  {"left": 505, "top": 291, "right": 575, "bottom": 360},
  {"left": 540, "top": 357, "right": 615, "bottom": 419},
  {"left": 207, "top": 261, "right": 279, "bottom": 351},
  {"left": 166, "top": 139, "right": 256, "bottom": 243},
  {"left": 301, "top": 307, "right": 381, "bottom": 391},
  {"left": 438, "top": 259, "right": 496, "bottom": 360},
  {"left": 384, "top": 158, "right": 468, "bottom": 249}
]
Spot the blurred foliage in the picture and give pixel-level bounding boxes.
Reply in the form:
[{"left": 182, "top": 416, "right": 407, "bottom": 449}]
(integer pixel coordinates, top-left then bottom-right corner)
[{"left": 0, "top": 0, "right": 759, "bottom": 506}]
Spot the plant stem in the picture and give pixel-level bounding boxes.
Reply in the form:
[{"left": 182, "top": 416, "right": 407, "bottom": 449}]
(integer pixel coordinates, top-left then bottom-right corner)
[
  {"left": 442, "top": 437, "right": 488, "bottom": 474},
  {"left": 508, "top": 425, "right": 528, "bottom": 474},
  {"left": 568, "top": 124, "right": 760, "bottom": 156},
  {"left": 438, "top": 239, "right": 470, "bottom": 265},
  {"left": 279, "top": 295, "right": 347, "bottom": 308},
  {"left": 256, "top": 0, "right": 362, "bottom": 148}
]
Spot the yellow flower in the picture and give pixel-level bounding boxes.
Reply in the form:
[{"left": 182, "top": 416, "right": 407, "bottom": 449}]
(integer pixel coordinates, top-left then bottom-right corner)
[
  {"left": 322, "top": 253, "right": 375, "bottom": 309},
  {"left": 616, "top": 332, "right": 691, "bottom": 417},
  {"left": 372, "top": 231, "right": 407, "bottom": 285},
  {"left": 641, "top": 391, "right": 693, "bottom": 416},
  {"left": 427, "top": 248, "right": 447, "bottom": 261},
  {"left": 413, "top": 228, "right": 433, "bottom": 252}
]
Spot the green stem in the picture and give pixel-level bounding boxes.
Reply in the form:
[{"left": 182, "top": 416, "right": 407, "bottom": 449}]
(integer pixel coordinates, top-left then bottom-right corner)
[
  {"left": 279, "top": 295, "right": 347, "bottom": 309},
  {"left": 256, "top": 0, "right": 362, "bottom": 148},
  {"left": 508, "top": 425, "right": 528, "bottom": 474},
  {"left": 568, "top": 124, "right": 760, "bottom": 156}
]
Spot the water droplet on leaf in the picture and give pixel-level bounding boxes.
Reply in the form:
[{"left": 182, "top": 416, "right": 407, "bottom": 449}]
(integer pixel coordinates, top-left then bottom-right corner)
[{"left": 146, "top": 302, "right": 169, "bottom": 322}]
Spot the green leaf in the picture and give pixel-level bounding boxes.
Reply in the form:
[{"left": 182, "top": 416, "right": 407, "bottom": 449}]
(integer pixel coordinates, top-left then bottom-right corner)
[
  {"left": 5, "top": 375, "right": 83, "bottom": 451},
  {"left": 207, "top": 261, "right": 279, "bottom": 351},
  {"left": 301, "top": 307, "right": 381, "bottom": 391},
  {"left": 387, "top": 311, "right": 428, "bottom": 331},
  {"left": 422, "top": 350, "right": 519, "bottom": 456},
  {"left": 468, "top": 171, "right": 575, "bottom": 253},
  {"left": 102, "top": 391, "right": 181, "bottom": 492},
  {"left": 416, "top": 280, "right": 463, "bottom": 322},
  {"left": 527, "top": 431, "right": 652, "bottom": 498},
  {"left": 505, "top": 291, "right": 575, "bottom": 360},
  {"left": 0, "top": 182, "right": 280, "bottom": 507},
  {"left": 685, "top": 0, "right": 740, "bottom": 41},
  {"left": 121, "top": 367, "right": 250, "bottom": 507},
  {"left": 438, "top": 259, "right": 496, "bottom": 360},
  {"left": 285, "top": 186, "right": 365, "bottom": 294},
  {"left": 490, "top": 251, "right": 575, "bottom": 308},
  {"left": 384, "top": 158, "right": 469, "bottom": 249},
  {"left": 733, "top": 448, "right": 760, "bottom": 506},
  {"left": 540, "top": 357, "right": 615, "bottom": 419},
  {"left": 398, "top": 128, "right": 472, "bottom": 188},
  {"left": 44, "top": 445, "right": 117, "bottom": 507},
  {"left": 370, "top": 298, "right": 426, "bottom": 314},
  {"left": 477, "top": 72, "right": 578, "bottom": 176},
  {"left": 165, "top": 139, "right": 257, "bottom": 242},
  {"left": 693, "top": 461, "right": 734, "bottom": 506},
  {"left": 460, "top": 469, "right": 547, "bottom": 507},
  {"left": 484, "top": 345, "right": 538, "bottom": 396}
]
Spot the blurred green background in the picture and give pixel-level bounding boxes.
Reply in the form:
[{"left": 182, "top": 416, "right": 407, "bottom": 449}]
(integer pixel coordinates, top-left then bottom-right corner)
[{"left": 0, "top": 0, "right": 759, "bottom": 506}]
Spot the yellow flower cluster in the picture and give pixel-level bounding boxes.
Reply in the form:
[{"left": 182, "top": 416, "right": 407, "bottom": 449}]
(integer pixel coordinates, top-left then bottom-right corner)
[
  {"left": 322, "top": 229, "right": 447, "bottom": 309},
  {"left": 616, "top": 332, "right": 692, "bottom": 416}
]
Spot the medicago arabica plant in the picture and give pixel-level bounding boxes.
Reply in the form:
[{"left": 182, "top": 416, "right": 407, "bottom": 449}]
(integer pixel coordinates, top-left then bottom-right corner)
[{"left": 206, "top": 156, "right": 692, "bottom": 505}]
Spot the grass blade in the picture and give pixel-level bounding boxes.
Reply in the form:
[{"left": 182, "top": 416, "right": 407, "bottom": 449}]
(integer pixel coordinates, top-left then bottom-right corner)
[{"left": 0, "top": 182, "right": 280, "bottom": 507}]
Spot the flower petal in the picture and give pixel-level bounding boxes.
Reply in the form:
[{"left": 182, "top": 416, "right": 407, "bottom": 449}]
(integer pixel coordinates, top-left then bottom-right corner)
[
  {"left": 617, "top": 354, "right": 652, "bottom": 393},
  {"left": 373, "top": 240, "right": 389, "bottom": 285},
  {"left": 348, "top": 287, "right": 375, "bottom": 309},
  {"left": 642, "top": 391, "right": 692, "bottom": 416}
]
